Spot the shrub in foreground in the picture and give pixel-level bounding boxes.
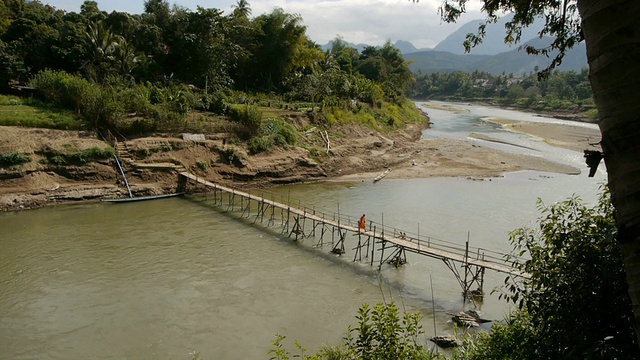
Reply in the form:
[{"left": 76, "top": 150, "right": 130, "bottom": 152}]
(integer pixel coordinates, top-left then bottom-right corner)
[
  {"left": 454, "top": 189, "right": 639, "bottom": 360},
  {"left": 269, "top": 302, "right": 440, "bottom": 360}
]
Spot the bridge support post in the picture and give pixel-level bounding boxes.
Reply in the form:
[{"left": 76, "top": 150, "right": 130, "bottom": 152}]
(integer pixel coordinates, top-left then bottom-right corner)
[
  {"left": 378, "top": 240, "right": 386, "bottom": 271},
  {"left": 282, "top": 207, "right": 291, "bottom": 234},
  {"left": 442, "top": 259, "right": 486, "bottom": 301},
  {"left": 227, "top": 190, "right": 234, "bottom": 211},
  {"left": 289, "top": 215, "right": 305, "bottom": 240},
  {"left": 368, "top": 227, "right": 376, "bottom": 265},
  {"left": 268, "top": 203, "right": 276, "bottom": 227},
  {"left": 388, "top": 247, "right": 407, "bottom": 267},
  {"left": 331, "top": 229, "right": 346, "bottom": 255},
  {"left": 316, "top": 220, "right": 327, "bottom": 247},
  {"left": 353, "top": 233, "right": 365, "bottom": 262},
  {"left": 177, "top": 174, "right": 188, "bottom": 193}
]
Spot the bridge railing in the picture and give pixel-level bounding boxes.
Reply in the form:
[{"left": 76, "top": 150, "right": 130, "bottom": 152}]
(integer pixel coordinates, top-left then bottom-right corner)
[{"left": 222, "top": 186, "right": 526, "bottom": 269}]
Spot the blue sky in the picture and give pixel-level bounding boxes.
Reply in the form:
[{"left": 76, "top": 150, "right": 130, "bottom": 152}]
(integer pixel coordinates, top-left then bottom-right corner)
[{"left": 42, "top": 0, "right": 486, "bottom": 49}]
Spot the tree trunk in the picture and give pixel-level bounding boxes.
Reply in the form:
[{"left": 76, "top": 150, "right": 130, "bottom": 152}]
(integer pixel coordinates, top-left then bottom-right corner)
[{"left": 577, "top": 0, "right": 640, "bottom": 343}]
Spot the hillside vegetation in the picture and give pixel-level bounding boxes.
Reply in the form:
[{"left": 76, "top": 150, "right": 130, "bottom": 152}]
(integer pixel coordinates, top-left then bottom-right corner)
[
  {"left": 411, "top": 69, "right": 597, "bottom": 121},
  {"left": 0, "top": 0, "right": 426, "bottom": 199}
]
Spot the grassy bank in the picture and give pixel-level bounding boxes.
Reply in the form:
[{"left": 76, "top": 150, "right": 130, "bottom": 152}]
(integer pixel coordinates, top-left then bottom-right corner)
[{"left": 0, "top": 95, "right": 80, "bottom": 130}]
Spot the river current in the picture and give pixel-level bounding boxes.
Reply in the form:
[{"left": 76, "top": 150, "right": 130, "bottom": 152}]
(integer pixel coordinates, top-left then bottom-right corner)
[{"left": 0, "top": 102, "right": 606, "bottom": 359}]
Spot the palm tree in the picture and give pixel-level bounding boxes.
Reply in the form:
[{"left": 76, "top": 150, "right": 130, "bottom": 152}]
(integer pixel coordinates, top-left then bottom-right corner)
[
  {"left": 85, "top": 22, "right": 120, "bottom": 62},
  {"left": 84, "top": 21, "right": 122, "bottom": 80},
  {"left": 115, "top": 38, "right": 139, "bottom": 75},
  {"left": 232, "top": 0, "right": 251, "bottom": 19}
]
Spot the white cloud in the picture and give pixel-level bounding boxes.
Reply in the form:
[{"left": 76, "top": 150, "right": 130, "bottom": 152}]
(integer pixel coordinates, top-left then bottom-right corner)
[{"left": 43, "top": 0, "right": 486, "bottom": 49}]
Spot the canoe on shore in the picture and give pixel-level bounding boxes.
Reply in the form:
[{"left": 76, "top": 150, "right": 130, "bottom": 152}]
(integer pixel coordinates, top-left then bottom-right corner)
[
  {"left": 373, "top": 168, "right": 391, "bottom": 183},
  {"left": 102, "top": 193, "right": 184, "bottom": 203}
]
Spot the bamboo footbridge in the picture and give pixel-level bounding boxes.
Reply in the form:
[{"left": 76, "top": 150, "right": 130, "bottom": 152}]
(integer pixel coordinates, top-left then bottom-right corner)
[{"left": 178, "top": 172, "right": 530, "bottom": 298}]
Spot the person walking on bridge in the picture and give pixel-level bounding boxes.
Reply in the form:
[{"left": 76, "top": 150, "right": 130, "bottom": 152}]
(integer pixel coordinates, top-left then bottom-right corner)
[{"left": 359, "top": 214, "right": 366, "bottom": 232}]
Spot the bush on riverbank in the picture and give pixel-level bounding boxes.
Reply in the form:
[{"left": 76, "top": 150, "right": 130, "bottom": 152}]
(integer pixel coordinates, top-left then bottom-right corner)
[
  {"left": 0, "top": 152, "right": 31, "bottom": 168},
  {"left": 412, "top": 70, "right": 598, "bottom": 121},
  {"left": 37, "top": 145, "right": 115, "bottom": 166},
  {"left": 269, "top": 302, "right": 441, "bottom": 360},
  {"left": 453, "top": 189, "right": 638, "bottom": 359}
]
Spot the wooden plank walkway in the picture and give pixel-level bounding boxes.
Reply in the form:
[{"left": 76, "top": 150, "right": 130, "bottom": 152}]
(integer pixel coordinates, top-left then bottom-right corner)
[{"left": 179, "top": 172, "right": 529, "bottom": 279}]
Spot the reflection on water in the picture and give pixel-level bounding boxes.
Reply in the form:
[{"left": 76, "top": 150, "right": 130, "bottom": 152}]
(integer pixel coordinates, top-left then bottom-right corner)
[{"left": 0, "top": 102, "right": 607, "bottom": 359}]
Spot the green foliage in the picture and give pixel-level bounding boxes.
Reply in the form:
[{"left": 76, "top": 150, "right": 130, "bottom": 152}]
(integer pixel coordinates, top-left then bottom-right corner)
[
  {"left": 196, "top": 159, "right": 209, "bottom": 171},
  {"left": 0, "top": 2, "right": 421, "bottom": 138},
  {"left": 30, "top": 70, "right": 95, "bottom": 111},
  {"left": 456, "top": 189, "right": 639, "bottom": 360},
  {"left": 133, "top": 143, "right": 176, "bottom": 158},
  {"left": 241, "top": 8, "right": 311, "bottom": 93},
  {"left": 0, "top": 0, "right": 414, "bottom": 110},
  {"left": 82, "top": 84, "right": 125, "bottom": 129},
  {"left": 199, "top": 92, "right": 228, "bottom": 114},
  {"left": 261, "top": 119, "right": 298, "bottom": 148},
  {"left": 228, "top": 105, "right": 263, "bottom": 138},
  {"left": 118, "top": 84, "right": 153, "bottom": 116},
  {"left": 30, "top": 70, "right": 124, "bottom": 129},
  {"left": 318, "top": 98, "right": 425, "bottom": 132},
  {"left": 248, "top": 136, "right": 273, "bottom": 154},
  {"left": 452, "top": 312, "right": 534, "bottom": 360},
  {"left": 268, "top": 334, "right": 292, "bottom": 360},
  {"left": 0, "top": 95, "right": 80, "bottom": 129},
  {"left": 343, "top": 302, "right": 427, "bottom": 360},
  {"left": 276, "top": 124, "right": 297, "bottom": 145},
  {"left": 412, "top": 69, "right": 595, "bottom": 120},
  {"left": 0, "top": 152, "right": 31, "bottom": 168},
  {"left": 224, "top": 147, "right": 242, "bottom": 166},
  {"left": 37, "top": 145, "right": 114, "bottom": 165},
  {"left": 0, "top": 1, "right": 418, "bottom": 147},
  {"left": 586, "top": 108, "right": 599, "bottom": 120},
  {"left": 269, "top": 302, "right": 439, "bottom": 360},
  {"left": 28, "top": 70, "right": 210, "bottom": 133}
]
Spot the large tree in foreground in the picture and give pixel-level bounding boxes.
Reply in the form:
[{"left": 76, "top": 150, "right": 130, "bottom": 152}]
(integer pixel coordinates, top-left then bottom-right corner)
[{"left": 438, "top": 0, "right": 640, "bottom": 344}]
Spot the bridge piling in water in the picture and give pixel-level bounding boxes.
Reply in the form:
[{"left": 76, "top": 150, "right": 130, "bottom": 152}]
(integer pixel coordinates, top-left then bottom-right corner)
[{"left": 178, "top": 172, "right": 529, "bottom": 299}]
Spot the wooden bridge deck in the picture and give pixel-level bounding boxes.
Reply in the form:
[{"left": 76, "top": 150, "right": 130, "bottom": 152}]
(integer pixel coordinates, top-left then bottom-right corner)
[{"left": 179, "top": 172, "right": 529, "bottom": 279}]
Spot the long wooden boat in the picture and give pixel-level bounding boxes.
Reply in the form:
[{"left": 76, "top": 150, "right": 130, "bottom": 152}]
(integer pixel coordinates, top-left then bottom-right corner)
[{"left": 102, "top": 192, "right": 185, "bottom": 203}]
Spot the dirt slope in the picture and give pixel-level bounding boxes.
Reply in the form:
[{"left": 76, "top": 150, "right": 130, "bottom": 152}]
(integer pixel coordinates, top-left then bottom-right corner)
[{"left": 0, "top": 111, "right": 596, "bottom": 211}]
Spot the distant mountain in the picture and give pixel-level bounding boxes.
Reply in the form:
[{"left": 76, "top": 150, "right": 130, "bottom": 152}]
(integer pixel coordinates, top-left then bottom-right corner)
[
  {"left": 393, "top": 40, "right": 421, "bottom": 54},
  {"left": 318, "top": 15, "right": 587, "bottom": 75},
  {"left": 404, "top": 51, "right": 488, "bottom": 74},
  {"left": 320, "top": 39, "right": 426, "bottom": 55},
  {"left": 472, "top": 37, "right": 587, "bottom": 75},
  {"left": 433, "top": 14, "right": 544, "bottom": 55},
  {"left": 405, "top": 37, "right": 587, "bottom": 75},
  {"left": 320, "top": 40, "right": 370, "bottom": 53}
]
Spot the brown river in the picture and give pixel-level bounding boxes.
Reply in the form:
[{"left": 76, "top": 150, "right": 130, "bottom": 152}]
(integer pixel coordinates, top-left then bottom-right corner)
[{"left": 0, "top": 102, "right": 606, "bottom": 359}]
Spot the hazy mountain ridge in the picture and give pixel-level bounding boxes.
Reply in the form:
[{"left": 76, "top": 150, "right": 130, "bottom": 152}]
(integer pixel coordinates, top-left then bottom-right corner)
[
  {"left": 319, "top": 40, "right": 429, "bottom": 54},
  {"left": 405, "top": 37, "right": 587, "bottom": 75},
  {"left": 319, "top": 15, "right": 587, "bottom": 75},
  {"left": 433, "top": 14, "right": 544, "bottom": 55}
]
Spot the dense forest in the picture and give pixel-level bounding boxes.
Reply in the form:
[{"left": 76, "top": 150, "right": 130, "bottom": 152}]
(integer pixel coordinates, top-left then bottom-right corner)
[
  {"left": 0, "top": 0, "right": 416, "bottom": 135},
  {"left": 0, "top": 0, "right": 598, "bottom": 138},
  {"left": 411, "top": 69, "right": 597, "bottom": 120}
]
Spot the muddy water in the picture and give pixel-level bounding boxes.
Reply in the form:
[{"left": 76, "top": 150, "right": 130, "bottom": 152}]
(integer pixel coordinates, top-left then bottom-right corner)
[{"left": 0, "top": 102, "right": 607, "bottom": 359}]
